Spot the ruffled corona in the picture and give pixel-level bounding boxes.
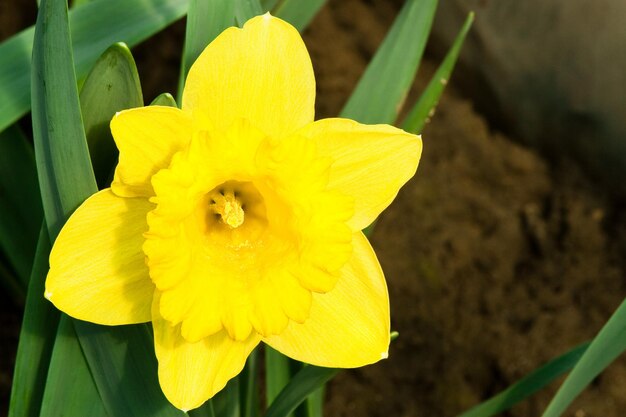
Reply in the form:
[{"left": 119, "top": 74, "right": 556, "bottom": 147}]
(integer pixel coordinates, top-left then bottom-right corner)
[
  {"left": 144, "top": 121, "right": 354, "bottom": 342},
  {"left": 44, "top": 13, "right": 422, "bottom": 411}
]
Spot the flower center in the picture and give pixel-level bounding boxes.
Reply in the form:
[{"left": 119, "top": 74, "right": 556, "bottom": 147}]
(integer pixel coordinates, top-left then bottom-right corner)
[{"left": 209, "top": 188, "right": 244, "bottom": 228}]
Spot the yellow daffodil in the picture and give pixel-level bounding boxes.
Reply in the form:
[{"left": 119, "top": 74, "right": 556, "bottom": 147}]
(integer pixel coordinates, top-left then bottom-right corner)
[{"left": 44, "top": 14, "right": 422, "bottom": 411}]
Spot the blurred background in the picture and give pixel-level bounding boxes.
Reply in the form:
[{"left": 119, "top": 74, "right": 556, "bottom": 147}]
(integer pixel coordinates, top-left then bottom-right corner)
[{"left": 1, "top": 0, "right": 625, "bottom": 416}]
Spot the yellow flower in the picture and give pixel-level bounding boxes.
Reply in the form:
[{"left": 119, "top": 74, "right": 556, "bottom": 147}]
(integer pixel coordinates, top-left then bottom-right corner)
[{"left": 44, "top": 14, "right": 422, "bottom": 411}]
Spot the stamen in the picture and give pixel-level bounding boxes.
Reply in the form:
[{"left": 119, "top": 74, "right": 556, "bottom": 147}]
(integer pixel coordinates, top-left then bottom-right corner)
[{"left": 210, "top": 190, "right": 245, "bottom": 228}]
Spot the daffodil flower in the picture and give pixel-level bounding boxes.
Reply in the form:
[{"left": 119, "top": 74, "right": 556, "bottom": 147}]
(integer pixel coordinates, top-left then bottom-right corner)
[{"left": 45, "top": 14, "right": 422, "bottom": 411}]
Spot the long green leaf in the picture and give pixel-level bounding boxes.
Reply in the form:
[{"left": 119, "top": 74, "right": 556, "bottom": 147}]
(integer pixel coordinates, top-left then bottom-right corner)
[
  {"left": 39, "top": 317, "right": 109, "bottom": 417},
  {"left": 32, "top": 0, "right": 97, "bottom": 238},
  {"left": 260, "top": 0, "right": 278, "bottom": 11},
  {"left": 402, "top": 12, "right": 474, "bottom": 134},
  {"left": 0, "top": 125, "right": 42, "bottom": 287},
  {"left": 73, "top": 321, "right": 187, "bottom": 417},
  {"left": 266, "top": 347, "right": 293, "bottom": 407},
  {"left": 0, "top": 0, "right": 189, "bottom": 134},
  {"left": 273, "top": 0, "right": 326, "bottom": 32},
  {"left": 264, "top": 366, "right": 338, "bottom": 417},
  {"left": 151, "top": 93, "right": 178, "bottom": 107},
  {"left": 8, "top": 225, "right": 58, "bottom": 417},
  {"left": 31, "top": 0, "right": 108, "bottom": 413},
  {"left": 542, "top": 299, "right": 626, "bottom": 417},
  {"left": 235, "top": 0, "right": 264, "bottom": 26},
  {"left": 178, "top": 0, "right": 234, "bottom": 102},
  {"left": 457, "top": 342, "right": 589, "bottom": 417},
  {"left": 241, "top": 349, "right": 260, "bottom": 417},
  {"left": 213, "top": 378, "right": 241, "bottom": 417},
  {"left": 32, "top": 0, "right": 186, "bottom": 415},
  {"left": 340, "top": 0, "right": 438, "bottom": 124},
  {"left": 80, "top": 42, "right": 143, "bottom": 188}
]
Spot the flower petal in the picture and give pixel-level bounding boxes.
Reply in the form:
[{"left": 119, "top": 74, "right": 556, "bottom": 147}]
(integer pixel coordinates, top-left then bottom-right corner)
[
  {"left": 264, "top": 232, "right": 390, "bottom": 367},
  {"left": 45, "top": 189, "right": 154, "bottom": 325},
  {"left": 182, "top": 14, "right": 314, "bottom": 138},
  {"left": 110, "top": 106, "right": 193, "bottom": 198},
  {"left": 152, "top": 292, "right": 261, "bottom": 411},
  {"left": 301, "top": 118, "right": 422, "bottom": 230}
]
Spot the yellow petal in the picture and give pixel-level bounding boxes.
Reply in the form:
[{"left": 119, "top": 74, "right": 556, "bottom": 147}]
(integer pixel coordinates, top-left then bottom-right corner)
[
  {"left": 264, "top": 232, "right": 390, "bottom": 367},
  {"left": 301, "top": 118, "right": 422, "bottom": 230},
  {"left": 45, "top": 189, "right": 154, "bottom": 325},
  {"left": 110, "top": 106, "right": 193, "bottom": 198},
  {"left": 182, "top": 14, "right": 314, "bottom": 138},
  {"left": 152, "top": 292, "right": 261, "bottom": 411}
]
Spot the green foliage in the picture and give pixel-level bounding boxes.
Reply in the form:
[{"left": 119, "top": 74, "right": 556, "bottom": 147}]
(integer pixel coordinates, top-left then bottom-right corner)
[
  {"left": 457, "top": 342, "right": 590, "bottom": 417},
  {"left": 272, "top": 0, "right": 327, "bottom": 32},
  {"left": 264, "top": 366, "right": 339, "bottom": 417},
  {"left": 9, "top": 226, "right": 58, "bottom": 417},
  {"left": 0, "top": 126, "right": 42, "bottom": 288},
  {"left": 80, "top": 42, "right": 143, "bottom": 187},
  {"left": 341, "top": 0, "right": 438, "bottom": 124},
  {"left": 178, "top": 0, "right": 234, "bottom": 101},
  {"left": 151, "top": 93, "right": 178, "bottom": 107},
  {"left": 542, "top": 299, "right": 626, "bottom": 417},
  {"left": 403, "top": 12, "right": 474, "bottom": 134},
  {"left": 0, "top": 0, "right": 188, "bottom": 134}
]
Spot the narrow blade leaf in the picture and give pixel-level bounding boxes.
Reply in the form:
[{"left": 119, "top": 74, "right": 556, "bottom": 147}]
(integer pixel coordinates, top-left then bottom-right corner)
[
  {"left": 80, "top": 42, "right": 143, "bottom": 188},
  {"left": 0, "top": 0, "right": 189, "bottom": 134},
  {"left": 151, "top": 92, "right": 178, "bottom": 107},
  {"left": 402, "top": 12, "right": 474, "bottom": 134},
  {"left": 457, "top": 342, "right": 589, "bottom": 417},
  {"left": 264, "top": 366, "right": 338, "bottom": 417},
  {"left": 8, "top": 225, "right": 58, "bottom": 417},
  {"left": 0, "top": 125, "right": 42, "bottom": 287},
  {"left": 178, "top": 0, "right": 234, "bottom": 101},
  {"left": 40, "top": 316, "right": 109, "bottom": 417},
  {"left": 273, "top": 0, "right": 326, "bottom": 32},
  {"left": 235, "top": 0, "right": 264, "bottom": 26},
  {"left": 542, "top": 299, "right": 626, "bottom": 417},
  {"left": 340, "top": 0, "right": 438, "bottom": 124},
  {"left": 266, "top": 347, "right": 293, "bottom": 407},
  {"left": 32, "top": 0, "right": 186, "bottom": 415}
]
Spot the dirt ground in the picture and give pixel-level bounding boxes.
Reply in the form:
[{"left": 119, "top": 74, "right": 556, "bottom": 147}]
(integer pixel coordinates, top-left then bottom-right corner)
[{"left": 2, "top": 1, "right": 626, "bottom": 416}]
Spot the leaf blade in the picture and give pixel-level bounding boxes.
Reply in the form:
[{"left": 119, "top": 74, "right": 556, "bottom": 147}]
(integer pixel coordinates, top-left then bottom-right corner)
[
  {"left": 402, "top": 12, "right": 474, "bottom": 134},
  {"left": 272, "top": 0, "right": 327, "bottom": 32},
  {"left": 542, "top": 299, "right": 626, "bottom": 417},
  {"left": 0, "top": 0, "right": 189, "bottom": 134},
  {"left": 340, "top": 0, "right": 438, "bottom": 124},
  {"left": 80, "top": 42, "right": 143, "bottom": 188},
  {"left": 457, "top": 342, "right": 589, "bottom": 417}
]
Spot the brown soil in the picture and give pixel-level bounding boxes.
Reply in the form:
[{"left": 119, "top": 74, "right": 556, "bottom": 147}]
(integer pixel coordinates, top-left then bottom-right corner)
[{"left": 2, "top": 1, "right": 626, "bottom": 417}]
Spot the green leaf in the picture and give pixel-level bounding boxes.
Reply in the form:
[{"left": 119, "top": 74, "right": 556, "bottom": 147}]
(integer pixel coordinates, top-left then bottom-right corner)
[
  {"left": 273, "top": 0, "right": 326, "bottom": 32},
  {"left": 32, "top": 0, "right": 186, "bottom": 415},
  {"left": 302, "top": 386, "right": 324, "bottom": 417},
  {"left": 402, "top": 12, "right": 474, "bottom": 134},
  {"left": 457, "top": 342, "right": 589, "bottom": 417},
  {"left": 178, "top": 0, "right": 234, "bottom": 102},
  {"left": 266, "top": 347, "right": 293, "bottom": 407},
  {"left": 0, "top": 0, "right": 188, "bottom": 134},
  {"left": 8, "top": 225, "right": 59, "bottom": 417},
  {"left": 340, "top": 0, "right": 438, "bottom": 124},
  {"left": 213, "top": 377, "right": 241, "bottom": 417},
  {"left": 241, "top": 349, "right": 260, "bottom": 417},
  {"left": 39, "top": 316, "right": 109, "bottom": 417},
  {"left": 542, "top": 298, "right": 626, "bottom": 417},
  {"left": 73, "top": 321, "right": 187, "bottom": 417},
  {"left": 259, "top": 0, "right": 278, "bottom": 11},
  {"left": 31, "top": 0, "right": 97, "bottom": 238},
  {"left": 235, "top": 0, "right": 264, "bottom": 26},
  {"left": 151, "top": 93, "right": 178, "bottom": 107},
  {"left": 80, "top": 42, "right": 143, "bottom": 188},
  {"left": 264, "top": 366, "right": 338, "bottom": 417},
  {"left": 0, "top": 125, "right": 42, "bottom": 287}
]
